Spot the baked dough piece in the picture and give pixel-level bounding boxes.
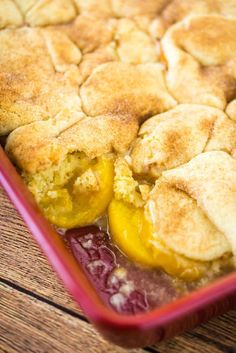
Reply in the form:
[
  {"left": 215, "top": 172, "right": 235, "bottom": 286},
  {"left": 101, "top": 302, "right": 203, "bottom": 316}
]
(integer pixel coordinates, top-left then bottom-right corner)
[
  {"left": 145, "top": 151, "right": 235, "bottom": 262},
  {"left": 80, "top": 62, "right": 176, "bottom": 118},
  {"left": 13, "top": 0, "right": 39, "bottom": 13},
  {"left": 115, "top": 18, "right": 158, "bottom": 64},
  {"left": 0, "top": 0, "right": 23, "bottom": 29},
  {"left": 152, "top": 0, "right": 236, "bottom": 38},
  {"left": 131, "top": 104, "right": 236, "bottom": 177},
  {"left": 0, "top": 0, "right": 77, "bottom": 28},
  {"left": 43, "top": 29, "right": 82, "bottom": 73},
  {"left": 226, "top": 100, "right": 236, "bottom": 121},
  {"left": 44, "top": 13, "right": 117, "bottom": 80},
  {"left": 26, "top": 0, "right": 76, "bottom": 26},
  {"left": 162, "top": 15, "right": 236, "bottom": 110},
  {"left": 0, "top": 27, "right": 82, "bottom": 136},
  {"left": 58, "top": 15, "right": 117, "bottom": 54},
  {"left": 57, "top": 9, "right": 161, "bottom": 66},
  {"left": 58, "top": 114, "right": 138, "bottom": 160},
  {"left": 113, "top": 157, "right": 149, "bottom": 208},
  {"left": 6, "top": 110, "right": 83, "bottom": 173},
  {"left": 74, "top": 0, "right": 113, "bottom": 18},
  {"left": 76, "top": 0, "right": 170, "bottom": 19},
  {"left": 5, "top": 47, "right": 176, "bottom": 174},
  {"left": 6, "top": 111, "right": 138, "bottom": 174},
  {"left": 14, "top": 0, "right": 77, "bottom": 27},
  {"left": 112, "top": 0, "right": 170, "bottom": 18},
  {"left": 2, "top": 14, "right": 175, "bottom": 177},
  {"left": 79, "top": 44, "right": 117, "bottom": 81}
]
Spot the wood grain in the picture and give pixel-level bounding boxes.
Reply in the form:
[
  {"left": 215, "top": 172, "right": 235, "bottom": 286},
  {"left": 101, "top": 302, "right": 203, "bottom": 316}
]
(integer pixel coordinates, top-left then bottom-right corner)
[
  {"left": 155, "top": 311, "right": 236, "bottom": 353},
  {"left": 0, "top": 185, "right": 236, "bottom": 353},
  {"left": 0, "top": 282, "right": 143, "bottom": 353},
  {"left": 0, "top": 186, "right": 81, "bottom": 314}
]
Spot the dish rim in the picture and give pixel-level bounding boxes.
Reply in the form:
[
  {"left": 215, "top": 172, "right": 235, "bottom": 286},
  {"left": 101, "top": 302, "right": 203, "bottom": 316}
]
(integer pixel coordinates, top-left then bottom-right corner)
[{"left": 0, "top": 145, "right": 235, "bottom": 334}]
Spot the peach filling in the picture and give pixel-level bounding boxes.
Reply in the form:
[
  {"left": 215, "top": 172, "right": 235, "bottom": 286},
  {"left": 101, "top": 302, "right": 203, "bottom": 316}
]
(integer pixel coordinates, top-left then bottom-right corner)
[
  {"left": 25, "top": 153, "right": 114, "bottom": 228},
  {"left": 108, "top": 199, "right": 209, "bottom": 281}
]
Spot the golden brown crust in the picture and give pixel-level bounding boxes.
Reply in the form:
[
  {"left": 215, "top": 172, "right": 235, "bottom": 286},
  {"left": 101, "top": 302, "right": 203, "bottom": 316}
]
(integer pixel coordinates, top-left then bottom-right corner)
[
  {"left": 79, "top": 45, "right": 117, "bottom": 81},
  {"left": 2, "top": 0, "right": 236, "bottom": 33},
  {"left": 0, "top": 0, "right": 23, "bottom": 29},
  {"left": 1, "top": 0, "right": 171, "bottom": 30},
  {"left": 0, "top": 27, "right": 82, "bottom": 136},
  {"left": 226, "top": 100, "right": 236, "bottom": 121},
  {"left": 57, "top": 15, "right": 117, "bottom": 54},
  {"left": 24, "top": 0, "right": 77, "bottom": 26},
  {"left": 115, "top": 18, "right": 158, "bottom": 64},
  {"left": 14, "top": 0, "right": 40, "bottom": 13},
  {"left": 158, "top": 151, "right": 236, "bottom": 260},
  {"left": 74, "top": 0, "right": 113, "bottom": 18},
  {"left": 3, "top": 25, "right": 175, "bottom": 173},
  {"left": 0, "top": 0, "right": 79, "bottom": 29},
  {"left": 6, "top": 112, "right": 138, "bottom": 174},
  {"left": 80, "top": 62, "right": 176, "bottom": 118},
  {"left": 112, "top": 0, "right": 170, "bottom": 18},
  {"left": 162, "top": 15, "right": 236, "bottom": 109},
  {"left": 11, "top": 0, "right": 78, "bottom": 27},
  {"left": 1, "top": 3, "right": 175, "bottom": 173},
  {"left": 43, "top": 28, "right": 82, "bottom": 73},
  {"left": 58, "top": 114, "right": 139, "bottom": 159},
  {"left": 146, "top": 174, "right": 231, "bottom": 261},
  {"left": 6, "top": 110, "right": 85, "bottom": 173},
  {"left": 153, "top": 0, "right": 236, "bottom": 38},
  {"left": 131, "top": 104, "right": 236, "bottom": 177}
]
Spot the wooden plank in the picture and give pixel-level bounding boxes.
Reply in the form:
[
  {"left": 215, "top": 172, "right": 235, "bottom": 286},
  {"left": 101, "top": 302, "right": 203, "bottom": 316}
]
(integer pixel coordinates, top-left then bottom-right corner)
[
  {"left": 0, "top": 281, "right": 143, "bottom": 353},
  {"left": 0, "top": 186, "right": 81, "bottom": 313},
  {"left": 1, "top": 283, "right": 235, "bottom": 353},
  {"left": 154, "top": 310, "right": 236, "bottom": 353}
]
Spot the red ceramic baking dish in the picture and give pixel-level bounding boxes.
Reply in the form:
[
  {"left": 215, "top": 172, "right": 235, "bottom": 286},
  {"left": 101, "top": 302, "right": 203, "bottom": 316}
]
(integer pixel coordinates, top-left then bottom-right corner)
[{"left": 0, "top": 144, "right": 236, "bottom": 348}]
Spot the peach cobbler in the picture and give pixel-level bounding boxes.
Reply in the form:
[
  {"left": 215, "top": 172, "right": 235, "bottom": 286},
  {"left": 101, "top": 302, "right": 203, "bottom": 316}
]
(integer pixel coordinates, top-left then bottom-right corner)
[{"left": 1, "top": 0, "right": 236, "bottom": 286}]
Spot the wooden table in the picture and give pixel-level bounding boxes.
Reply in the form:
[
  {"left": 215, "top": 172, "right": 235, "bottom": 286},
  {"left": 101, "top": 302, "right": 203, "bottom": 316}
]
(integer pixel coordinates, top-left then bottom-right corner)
[{"left": 0, "top": 186, "right": 235, "bottom": 353}]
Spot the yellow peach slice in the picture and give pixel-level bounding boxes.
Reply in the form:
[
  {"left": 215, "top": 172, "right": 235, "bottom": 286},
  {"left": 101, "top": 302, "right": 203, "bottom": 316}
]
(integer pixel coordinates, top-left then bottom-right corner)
[
  {"left": 108, "top": 199, "right": 208, "bottom": 280},
  {"left": 109, "top": 198, "right": 155, "bottom": 266},
  {"left": 40, "top": 155, "right": 114, "bottom": 228}
]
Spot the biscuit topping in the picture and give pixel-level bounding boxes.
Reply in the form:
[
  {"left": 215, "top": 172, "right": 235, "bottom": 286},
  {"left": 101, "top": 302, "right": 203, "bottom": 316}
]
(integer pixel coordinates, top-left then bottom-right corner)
[{"left": 1, "top": 0, "right": 236, "bottom": 279}]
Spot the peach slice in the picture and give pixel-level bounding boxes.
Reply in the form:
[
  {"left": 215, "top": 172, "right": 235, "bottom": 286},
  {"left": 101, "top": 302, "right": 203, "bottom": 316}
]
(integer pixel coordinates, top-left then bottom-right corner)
[
  {"left": 108, "top": 199, "right": 208, "bottom": 280},
  {"left": 40, "top": 155, "right": 114, "bottom": 228}
]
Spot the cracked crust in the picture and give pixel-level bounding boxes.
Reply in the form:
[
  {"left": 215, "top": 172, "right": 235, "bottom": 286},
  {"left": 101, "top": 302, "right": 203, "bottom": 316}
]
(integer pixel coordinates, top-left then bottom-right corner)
[
  {"left": 0, "top": 0, "right": 23, "bottom": 29},
  {"left": 79, "top": 44, "right": 117, "bottom": 81},
  {"left": 153, "top": 0, "right": 236, "bottom": 38},
  {"left": 2, "top": 8, "right": 176, "bottom": 175},
  {"left": 6, "top": 112, "right": 138, "bottom": 174},
  {"left": 162, "top": 15, "right": 236, "bottom": 109},
  {"left": 3, "top": 0, "right": 78, "bottom": 27},
  {"left": 0, "top": 27, "right": 81, "bottom": 135},
  {"left": 56, "top": 15, "right": 117, "bottom": 54},
  {"left": 80, "top": 62, "right": 176, "bottom": 118},
  {"left": 131, "top": 104, "right": 236, "bottom": 177},
  {"left": 74, "top": 0, "right": 113, "bottom": 18},
  {"left": 226, "top": 100, "right": 236, "bottom": 121},
  {"left": 112, "top": 0, "right": 170, "bottom": 18},
  {"left": 115, "top": 18, "right": 158, "bottom": 64},
  {"left": 146, "top": 165, "right": 232, "bottom": 262},
  {"left": 147, "top": 151, "right": 236, "bottom": 261}
]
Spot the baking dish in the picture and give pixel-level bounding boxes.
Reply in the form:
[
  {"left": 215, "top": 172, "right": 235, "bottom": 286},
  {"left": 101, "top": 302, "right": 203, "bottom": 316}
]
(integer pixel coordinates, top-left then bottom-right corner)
[{"left": 0, "top": 145, "right": 235, "bottom": 348}]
